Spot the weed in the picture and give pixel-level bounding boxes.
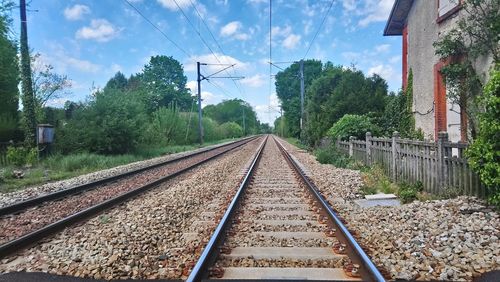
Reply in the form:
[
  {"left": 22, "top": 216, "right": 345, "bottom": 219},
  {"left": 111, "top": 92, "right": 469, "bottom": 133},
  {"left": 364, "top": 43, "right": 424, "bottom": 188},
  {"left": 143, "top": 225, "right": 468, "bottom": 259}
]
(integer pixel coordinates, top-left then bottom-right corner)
[{"left": 314, "top": 146, "right": 352, "bottom": 168}]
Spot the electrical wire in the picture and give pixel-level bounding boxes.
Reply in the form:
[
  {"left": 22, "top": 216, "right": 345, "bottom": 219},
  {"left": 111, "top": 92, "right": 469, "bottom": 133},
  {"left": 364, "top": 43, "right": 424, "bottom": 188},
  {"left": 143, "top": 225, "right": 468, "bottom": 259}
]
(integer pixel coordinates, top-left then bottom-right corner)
[
  {"left": 302, "top": 0, "right": 335, "bottom": 60},
  {"left": 123, "top": 0, "right": 191, "bottom": 57}
]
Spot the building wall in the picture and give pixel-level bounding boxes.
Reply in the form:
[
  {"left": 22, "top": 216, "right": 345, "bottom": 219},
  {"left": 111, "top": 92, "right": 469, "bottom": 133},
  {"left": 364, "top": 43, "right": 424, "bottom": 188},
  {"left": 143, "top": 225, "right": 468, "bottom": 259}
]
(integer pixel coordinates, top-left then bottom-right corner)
[{"left": 406, "top": 0, "right": 494, "bottom": 141}]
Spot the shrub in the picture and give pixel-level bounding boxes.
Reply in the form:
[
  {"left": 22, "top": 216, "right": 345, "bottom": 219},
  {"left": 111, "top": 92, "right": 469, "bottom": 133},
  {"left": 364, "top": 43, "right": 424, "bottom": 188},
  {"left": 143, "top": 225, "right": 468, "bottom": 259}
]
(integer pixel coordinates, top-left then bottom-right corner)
[
  {"left": 361, "top": 165, "right": 398, "bottom": 195},
  {"left": 327, "top": 114, "right": 380, "bottom": 141},
  {"left": 314, "top": 145, "right": 352, "bottom": 168},
  {"left": 466, "top": 66, "right": 500, "bottom": 206},
  {"left": 6, "top": 146, "right": 38, "bottom": 166},
  {"left": 398, "top": 181, "right": 424, "bottom": 203},
  {"left": 220, "top": 122, "right": 243, "bottom": 138}
]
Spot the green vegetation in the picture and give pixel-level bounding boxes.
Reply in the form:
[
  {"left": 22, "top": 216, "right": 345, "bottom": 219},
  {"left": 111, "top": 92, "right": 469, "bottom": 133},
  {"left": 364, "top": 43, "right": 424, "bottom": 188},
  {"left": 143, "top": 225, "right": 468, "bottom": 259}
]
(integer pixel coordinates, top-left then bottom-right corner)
[
  {"left": 327, "top": 114, "right": 380, "bottom": 141},
  {"left": 314, "top": 146, "right": 353, "bottom": 168},
  {"left": 0, "top": 139, "right": 233, "bottom": 193},
  {"left": 466, "top": 67, "right": 500, "bottom": 205}
]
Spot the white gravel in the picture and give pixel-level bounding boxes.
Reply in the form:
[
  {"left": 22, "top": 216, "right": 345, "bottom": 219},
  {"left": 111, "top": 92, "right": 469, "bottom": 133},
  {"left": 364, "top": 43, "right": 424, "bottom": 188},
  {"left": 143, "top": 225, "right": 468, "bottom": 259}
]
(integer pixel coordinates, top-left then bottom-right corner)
[
  {"left": 0, "top": 139, "right": 243, "bottom": 208},
  {"left": 277, "top": 137, "right": 499, "bottom": 281},
  {"left": 0, "top": 137, "right": 263, "bottom": 280}
]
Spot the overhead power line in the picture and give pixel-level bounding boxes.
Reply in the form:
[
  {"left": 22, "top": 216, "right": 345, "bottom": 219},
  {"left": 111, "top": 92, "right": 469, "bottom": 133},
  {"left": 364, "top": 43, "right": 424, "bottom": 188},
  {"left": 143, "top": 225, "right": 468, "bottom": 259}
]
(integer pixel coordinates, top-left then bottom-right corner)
[
  {"left": 123, "top": 0, "right": 191, "bottom": 57},
  {"left": 302, "top": 0, "right": 335, "bottom": 60}
]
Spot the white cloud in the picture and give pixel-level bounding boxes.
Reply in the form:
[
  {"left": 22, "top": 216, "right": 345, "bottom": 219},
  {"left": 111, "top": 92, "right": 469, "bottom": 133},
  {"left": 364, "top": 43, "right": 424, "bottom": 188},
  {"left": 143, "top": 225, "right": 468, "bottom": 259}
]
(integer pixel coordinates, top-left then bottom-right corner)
[
  {"left": 39, "top": 43, "right": 101, "bottom": 74},
  {"left": 185, "top": 53, "right": 248, "bottom": 73},
  {"left": 358, "top": 0, "right": 393, "bottom": 27},
  {"left": 157, "top": 0, "right": 193, "bottom": 11},
  {"left": 110, "top": 63, "right": 123, "bottom": 73},
  {"left": 220, "top": 21, "right": 241, "bottom": 37},
  {"left": 63, "top": 4, "right": 90, "bottom": 21},
  {"left": 247, "top": 0, "right": 267, "bottom": 4},
  {"left": 374, "top": 44, "right": 390, "bottom": 53},
  {"left": 282, "top": 34, "right": 301, "bottom": 49},
  {"left": 368, "top": 64, "right": 394, "bottom": 82},
  {"left": 76, "top": 19, "right": 119, "bottom": 42},
  {"left": 220, "top": 21, "right": 250, "bottom": 41},
  {"left": 240, "top": 74, "right": 265, "bottom": 88},
  {"left": 389, "top": 55, "right": 401, "bottom": 64},
  {"left": 45, "top": 98, "right": 69, "bottom": 108},
  {"left": 342, "top": 0, "right": 357, "bottom": 11},
  {"left": 254, "top": 93, "right": 280, "bottom": 124},
  {"left": 186, "top": 80, "right": 221, "bottom": 107}
]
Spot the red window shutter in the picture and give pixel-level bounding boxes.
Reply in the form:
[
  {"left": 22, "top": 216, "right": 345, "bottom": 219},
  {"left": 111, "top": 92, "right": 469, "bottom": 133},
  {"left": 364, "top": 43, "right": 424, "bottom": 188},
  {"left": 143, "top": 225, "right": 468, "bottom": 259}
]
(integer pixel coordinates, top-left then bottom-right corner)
[
  {"left": 402, "top": 26, "right": 408, "bottom": 90},
  {"left": 434, "top": 62, "right": 447, "bottom": 139}
]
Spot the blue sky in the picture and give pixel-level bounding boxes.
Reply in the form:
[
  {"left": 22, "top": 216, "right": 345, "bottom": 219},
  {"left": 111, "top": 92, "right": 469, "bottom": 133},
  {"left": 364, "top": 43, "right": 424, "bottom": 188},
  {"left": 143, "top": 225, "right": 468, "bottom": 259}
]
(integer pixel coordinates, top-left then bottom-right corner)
[{"left": 14, "top": 0, "right": 401, "bottom": 124}]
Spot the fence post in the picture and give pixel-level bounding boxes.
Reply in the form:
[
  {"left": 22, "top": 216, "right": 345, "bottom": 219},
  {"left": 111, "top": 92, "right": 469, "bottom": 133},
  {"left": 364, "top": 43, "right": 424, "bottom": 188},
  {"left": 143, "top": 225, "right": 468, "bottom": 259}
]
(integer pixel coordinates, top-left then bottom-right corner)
[
  {"left": 365, "top": 132, "right": 372, "bottom": 166},
  {"left": 336, "top": 137, "right": 341, "bottom": 150},
  {"left": 391, "top": 131, "right": 399, "bottom": 181},
  {"left": 348, "top": 136, "right": 354, "bottom": 157},
  {"left": 437, "top": 131, "right": 449, "bottom": 191}
]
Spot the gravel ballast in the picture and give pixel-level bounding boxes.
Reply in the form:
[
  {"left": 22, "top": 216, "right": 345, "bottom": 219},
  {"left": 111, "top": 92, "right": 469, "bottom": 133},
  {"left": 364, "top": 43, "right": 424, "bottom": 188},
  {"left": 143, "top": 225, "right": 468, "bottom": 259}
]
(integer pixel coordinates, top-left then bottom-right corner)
[
  {"left": 0, "top": 138, "right": 263, "bottom": 280},
  {"left": 277, "top": 137, "right": 499, "bottom": 281},
  {"left": 0, "top": 139, "right": 243, "bottom": 208}
]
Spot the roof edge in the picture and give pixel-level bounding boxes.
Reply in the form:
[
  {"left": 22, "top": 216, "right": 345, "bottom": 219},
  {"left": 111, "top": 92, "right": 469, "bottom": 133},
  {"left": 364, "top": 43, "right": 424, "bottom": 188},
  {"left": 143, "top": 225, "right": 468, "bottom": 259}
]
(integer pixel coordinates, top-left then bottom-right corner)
[{"left": 383, "top": 0, "right": 414, "bottom": 36}]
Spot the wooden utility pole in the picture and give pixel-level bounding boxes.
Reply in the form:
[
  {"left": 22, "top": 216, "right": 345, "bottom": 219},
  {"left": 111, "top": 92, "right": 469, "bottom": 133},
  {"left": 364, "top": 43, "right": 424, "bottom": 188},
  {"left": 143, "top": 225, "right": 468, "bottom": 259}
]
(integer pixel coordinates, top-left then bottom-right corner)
[
  {"left": 20, "top": 0, "right": 36, "bottom": 147},
  {"left": 299, "top": 59, "right": 305, "bottom": 136}
]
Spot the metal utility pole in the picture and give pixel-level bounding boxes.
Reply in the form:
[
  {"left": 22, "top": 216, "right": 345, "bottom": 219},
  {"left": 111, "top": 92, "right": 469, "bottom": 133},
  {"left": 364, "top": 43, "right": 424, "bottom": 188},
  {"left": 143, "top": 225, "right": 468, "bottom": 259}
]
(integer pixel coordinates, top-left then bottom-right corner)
[
  {"left": 280, "top": 107, "right": 284, "bottom": 137},
  {"left": 196, "top": 62, "right": 244, "bottom": 144},
  {"left": 196, "top": 62, "right": 205, "bottom": 144},
  {"left": 242, "top": 106, "right": 246, "bottom": 136},
  {"left": 299, "top": 59, "right": 305, "bottom": 135}
]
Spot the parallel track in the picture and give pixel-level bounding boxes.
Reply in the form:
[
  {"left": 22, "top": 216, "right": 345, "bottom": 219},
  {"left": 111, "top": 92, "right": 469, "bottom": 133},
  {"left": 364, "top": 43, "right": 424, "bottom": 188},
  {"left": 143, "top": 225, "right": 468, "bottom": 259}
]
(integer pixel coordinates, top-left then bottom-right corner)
[
  {"left": 0, "top": 136, "right": 259, "bottom": 259},
  {"left": 187, "top": 135, "right": 385, "bottom": 282}
]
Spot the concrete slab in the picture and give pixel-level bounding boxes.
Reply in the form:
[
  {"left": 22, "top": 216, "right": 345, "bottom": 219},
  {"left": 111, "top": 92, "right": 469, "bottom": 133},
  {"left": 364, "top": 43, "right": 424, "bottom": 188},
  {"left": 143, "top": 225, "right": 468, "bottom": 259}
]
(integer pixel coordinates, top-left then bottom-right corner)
[
  {"left": 247, "top": 203, "right": 310, "bottom": 210},
  {"left": 250, "top": 231, "right": 327, "bottom": 239},
  {"left": 354, "top": 199, "right": 401, "bottom": 208},
  {"left": 222, "top": 247, "right": 342, "bottom": 260},
  {"left": 365, "top": 193, "right": 397, "bottom": 200},
  {"left": 253, "top": 220, "right": 321, "bottom": 226},
  {"left": 220, "top": 267, "right": 360, "bottom": 281},
  {"left": 258, "top": 210, "right": 314, "bottom": 216}
]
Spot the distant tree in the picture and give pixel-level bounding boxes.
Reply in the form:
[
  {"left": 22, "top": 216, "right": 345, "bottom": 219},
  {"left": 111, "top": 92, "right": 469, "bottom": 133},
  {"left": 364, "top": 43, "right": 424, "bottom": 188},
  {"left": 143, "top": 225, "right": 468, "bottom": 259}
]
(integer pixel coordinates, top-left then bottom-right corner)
[
  {"left": 142, "top": 55, "right": 192, "bottom": 112},
  {"left": 104, "top": 71, "right": 128, "bottom": 91},
  {"left": 305, "top": 65, "right": 388, "bottom": 145},
  {"left": 275, "top": 59, "right": 323, "bottom": 138},
  {"left": 203, "top": 99, "right": 259, "bottom": 135},
  {"left": 31, "top": 53, "right": 72, "bottom": 121}
]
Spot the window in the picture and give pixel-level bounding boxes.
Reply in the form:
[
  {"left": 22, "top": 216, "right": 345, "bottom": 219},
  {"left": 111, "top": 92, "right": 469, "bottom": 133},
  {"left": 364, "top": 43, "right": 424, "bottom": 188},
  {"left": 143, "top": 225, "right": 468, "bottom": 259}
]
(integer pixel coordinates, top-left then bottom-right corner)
[{"left": 438, "top": 0, "right": 460, "bottom": 17}]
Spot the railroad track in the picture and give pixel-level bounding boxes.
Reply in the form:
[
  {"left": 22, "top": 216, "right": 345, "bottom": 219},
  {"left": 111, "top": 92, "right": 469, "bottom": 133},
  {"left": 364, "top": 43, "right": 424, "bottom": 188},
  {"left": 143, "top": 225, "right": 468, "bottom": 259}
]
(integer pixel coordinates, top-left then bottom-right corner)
[
  {"left": 0, "top": 136, "right": 260, "bottom": 259},
  {"left": 188, "top": 135, "right": 385, "bottom": 281}
]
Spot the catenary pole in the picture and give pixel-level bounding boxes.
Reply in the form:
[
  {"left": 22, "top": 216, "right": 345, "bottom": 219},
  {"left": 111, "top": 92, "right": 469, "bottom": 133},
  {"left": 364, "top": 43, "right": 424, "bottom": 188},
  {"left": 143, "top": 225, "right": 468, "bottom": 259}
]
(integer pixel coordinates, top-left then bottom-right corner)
[
  {"left": 197, "top": 62, "right": 204, "bottom": 144},
  {"left": 299, "top": 59, "right": 305, "bottom": 136}
]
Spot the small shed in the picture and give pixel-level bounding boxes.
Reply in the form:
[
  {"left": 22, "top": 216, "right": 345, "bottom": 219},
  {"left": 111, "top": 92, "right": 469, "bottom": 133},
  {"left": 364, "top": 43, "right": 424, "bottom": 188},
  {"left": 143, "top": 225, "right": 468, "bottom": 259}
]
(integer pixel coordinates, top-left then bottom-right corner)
[{"left": 37, "top": 124, "right": 55, "bottom": 144}]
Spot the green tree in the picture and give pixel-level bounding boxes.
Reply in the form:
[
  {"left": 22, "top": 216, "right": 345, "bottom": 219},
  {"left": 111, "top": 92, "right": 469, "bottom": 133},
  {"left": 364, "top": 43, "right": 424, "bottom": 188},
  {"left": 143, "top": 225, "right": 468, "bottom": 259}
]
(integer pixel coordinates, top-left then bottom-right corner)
[
  {"left": 305, "top": 65, "right": 387, "bottom": 145},
  {"left": 275, "top": 59, "right": 323, "bottom": 138},
  {"left": 142, "top": 55, "right": 192, "bottom": 112},
  {"left": 0, "top": 3, "right": 19, "bottom": 141},
  {"left": 203, "top": 99, "right": 259, "bottom": 134},
  {"left": 104, "top": 71, "right": 128, "bottom": 91},
  {"left": 220, "top": 122, "right": 243, "bottom": 138},
  {"left": 466, "top": 66, "right": 500, "bottom": 205}
]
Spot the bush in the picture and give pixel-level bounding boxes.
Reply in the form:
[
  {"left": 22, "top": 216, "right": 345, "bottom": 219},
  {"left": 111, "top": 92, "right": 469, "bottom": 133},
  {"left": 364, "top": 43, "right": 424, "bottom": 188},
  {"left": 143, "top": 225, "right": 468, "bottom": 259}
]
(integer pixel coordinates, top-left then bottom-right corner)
[
  {"left": 327, "top": 114, "right": 380, "bottom": 141},
  {"left": 6, "top": 146, "right": 37, "bottom": 166},
  {"left": 220, "top": 122, "right": 243, "bottom": 138},
  {"left": 398, "top": 181, "right": 423, "bottom": 203},
  {"left": 314, "top": 145, "right": 352, "bottom": 168},
  {"left": 466, "top": 66, "right": 500, "bottom": 206},
  {"left": 361, "top": 165, "right": 398, "bottom": 195}
]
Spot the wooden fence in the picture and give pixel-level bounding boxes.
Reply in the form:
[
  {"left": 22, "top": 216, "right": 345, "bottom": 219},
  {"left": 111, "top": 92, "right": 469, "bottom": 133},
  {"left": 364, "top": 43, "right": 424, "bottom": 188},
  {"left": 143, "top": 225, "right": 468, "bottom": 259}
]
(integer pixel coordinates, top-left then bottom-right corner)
[{"left": 336, "top": 131, "right": 485, "bottom": 197}]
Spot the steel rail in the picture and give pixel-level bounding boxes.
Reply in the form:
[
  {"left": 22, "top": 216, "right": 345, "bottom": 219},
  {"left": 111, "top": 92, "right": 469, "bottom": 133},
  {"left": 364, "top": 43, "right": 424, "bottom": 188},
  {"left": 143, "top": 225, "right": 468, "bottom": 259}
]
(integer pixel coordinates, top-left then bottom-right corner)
[
  {"left": 0, "top": 136, "right": 260, "bottom": 259},
  {"left": 273, "top": 136, "right": 385, "bottom": 282},
  {"left": 0, "top": 136, "right": 256, "bottom": 217},
  {"left": 186, "top": 136, "right": 268, "bottom": 282}
]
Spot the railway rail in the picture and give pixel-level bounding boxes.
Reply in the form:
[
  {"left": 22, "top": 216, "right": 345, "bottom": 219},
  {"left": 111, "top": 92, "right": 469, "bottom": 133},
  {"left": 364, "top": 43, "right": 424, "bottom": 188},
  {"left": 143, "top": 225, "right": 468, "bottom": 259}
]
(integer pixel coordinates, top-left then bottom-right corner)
[
  {"left": 187, "top": 135, "right": 385, "bottom": 281},
  {"left": 0, "top": 136, "right": 260, "bottom": 259}
]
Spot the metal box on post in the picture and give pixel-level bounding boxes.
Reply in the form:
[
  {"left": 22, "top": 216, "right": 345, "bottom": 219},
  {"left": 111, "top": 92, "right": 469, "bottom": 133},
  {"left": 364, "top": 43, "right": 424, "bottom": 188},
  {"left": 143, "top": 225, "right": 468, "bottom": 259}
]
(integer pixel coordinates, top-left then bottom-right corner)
[{"left": 37, "top": 124, "right": 54, "bottom": 144}]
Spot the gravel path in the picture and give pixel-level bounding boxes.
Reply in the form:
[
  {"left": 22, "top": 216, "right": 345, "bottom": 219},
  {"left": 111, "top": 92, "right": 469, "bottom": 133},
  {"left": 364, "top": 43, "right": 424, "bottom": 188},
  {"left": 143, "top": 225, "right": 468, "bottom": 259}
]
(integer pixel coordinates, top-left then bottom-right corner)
[
  {"left": 277, "top": 137, "right": 499, "bottom": 281},
  {"left": 0, "top": 140, "right": 249, "bottom": 245},
  {"left": 0, "top": 137, "right": 263, "bottom": 280},
  {"left": 0, "top": 139, "right": 242, "bottom": 208}
]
